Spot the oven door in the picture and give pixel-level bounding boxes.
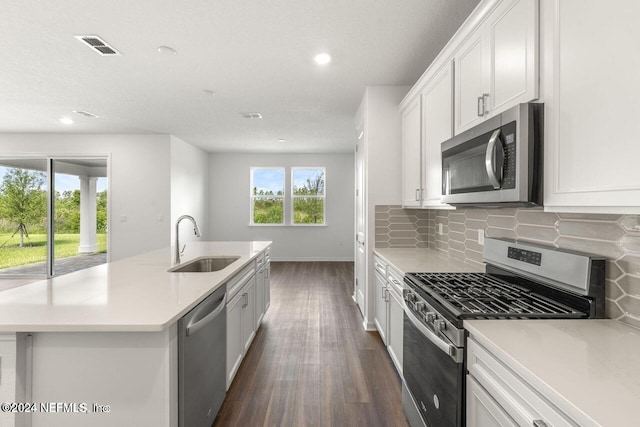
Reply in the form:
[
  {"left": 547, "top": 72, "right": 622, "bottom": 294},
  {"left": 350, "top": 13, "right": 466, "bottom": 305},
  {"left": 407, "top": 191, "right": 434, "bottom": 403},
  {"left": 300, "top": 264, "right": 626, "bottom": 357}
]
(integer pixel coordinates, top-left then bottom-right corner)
[{"left": 402, "top": 308, "right": 464, "bottom": 427}]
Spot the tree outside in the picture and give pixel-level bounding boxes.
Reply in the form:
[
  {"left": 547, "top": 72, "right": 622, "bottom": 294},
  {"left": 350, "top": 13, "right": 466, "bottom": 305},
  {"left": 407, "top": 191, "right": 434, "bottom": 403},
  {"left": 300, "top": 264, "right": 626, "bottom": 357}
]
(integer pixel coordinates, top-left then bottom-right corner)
[
  {"left": 0, "top": 167, "right": 108, "bottom": 271},
  {"left": 0, "top": 168, "right": 47, "bottom": 247}
]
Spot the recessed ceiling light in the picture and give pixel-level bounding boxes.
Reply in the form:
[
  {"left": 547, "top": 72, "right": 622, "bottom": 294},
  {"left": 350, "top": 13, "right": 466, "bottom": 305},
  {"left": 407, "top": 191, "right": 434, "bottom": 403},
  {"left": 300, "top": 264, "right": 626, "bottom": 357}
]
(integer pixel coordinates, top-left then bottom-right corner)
[
  {"left": 277, "top": 139, "right": 286, "bottom": 143},
  {"left": 202, "top": 90, "right": 216, "bottom": 96},
  {"left": 59, "top": 117, "right": 74, "bottom": 125},
  {"left": 157, "top": 45, "right": 177, "bottom": 55},
  {"left": 241, "top": 112, "right": 263, "bottom": 119},
  {"left": 314, "top": 53, "right": 331, "bottom": 65}
]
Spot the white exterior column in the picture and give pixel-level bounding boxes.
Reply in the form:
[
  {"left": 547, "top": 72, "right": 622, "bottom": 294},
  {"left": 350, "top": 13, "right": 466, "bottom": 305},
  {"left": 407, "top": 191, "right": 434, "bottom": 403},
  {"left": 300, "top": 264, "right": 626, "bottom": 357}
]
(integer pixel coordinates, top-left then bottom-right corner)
[{"left": 78, "top": 176, "right": 98, "bottom": 253}]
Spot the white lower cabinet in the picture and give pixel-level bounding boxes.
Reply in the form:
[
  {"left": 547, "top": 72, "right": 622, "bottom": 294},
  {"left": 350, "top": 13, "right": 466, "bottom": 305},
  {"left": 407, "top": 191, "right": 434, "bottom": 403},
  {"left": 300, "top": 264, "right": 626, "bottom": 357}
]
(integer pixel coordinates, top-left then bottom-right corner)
[
  {"left": 264, "top": 260, "right": 271, "bottom": 311},
  {"left": 373, "top": 262, "right": 388, "bottom": 344},
  {"left": 241, "top": 277, "right": 256, "bottom": 353},
  {"left": 466, "top": 337, "right": 578, "bottom": 427},
  {"left": 226, "top": 288, "right": 244, "bottom": 389},
  {"left": 373, "top": 255, "right": 404, "bottom": 376},
  {"left": 386, "top": 278, "right": 404, "bottom": 375},
  {"left": 226, "top": 249, "right": 271, "bottom": 390},
  {"left": 256, "top": 256, "right": 266, "bottom": 327},
  {"left": 255, "top": 251, "right": 271, "bottom": 326},
  {"left": 467, "top": 376, "right": 517, "bottom": 427}
]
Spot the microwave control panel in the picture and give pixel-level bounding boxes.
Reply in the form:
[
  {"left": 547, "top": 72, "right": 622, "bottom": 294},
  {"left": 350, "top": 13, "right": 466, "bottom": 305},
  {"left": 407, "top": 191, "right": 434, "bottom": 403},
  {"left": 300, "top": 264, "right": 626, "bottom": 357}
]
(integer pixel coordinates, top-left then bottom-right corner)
[{"left": 501, "top": 121, "right": 517, "bottom": 189}]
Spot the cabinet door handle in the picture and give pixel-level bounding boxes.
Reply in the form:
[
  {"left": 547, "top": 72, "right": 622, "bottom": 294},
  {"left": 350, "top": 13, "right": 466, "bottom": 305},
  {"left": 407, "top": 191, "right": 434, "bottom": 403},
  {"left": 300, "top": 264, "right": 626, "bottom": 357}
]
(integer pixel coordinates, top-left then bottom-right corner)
[
  {"left": 382, "top": 286, "right": 386, "bottom": 299},
  {"left": 532, "top": 421, "right": 548, "bottom": 427},
  {"left": 415, "top": 188, "right": 420, "bottom": 201},
  {"left": 482, "top": 93, "right": 490, "bottom": 116},
  {"left": 477, "top": 93, "right": 490, "bottom": 117}
]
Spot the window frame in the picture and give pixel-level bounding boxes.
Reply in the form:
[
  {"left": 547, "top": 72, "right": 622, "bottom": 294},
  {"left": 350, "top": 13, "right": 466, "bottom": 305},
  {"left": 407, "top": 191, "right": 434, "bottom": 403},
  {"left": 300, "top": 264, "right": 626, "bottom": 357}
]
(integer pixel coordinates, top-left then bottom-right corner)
[{"left": 249, "top": 167, "right": 285, "bottom": 226}]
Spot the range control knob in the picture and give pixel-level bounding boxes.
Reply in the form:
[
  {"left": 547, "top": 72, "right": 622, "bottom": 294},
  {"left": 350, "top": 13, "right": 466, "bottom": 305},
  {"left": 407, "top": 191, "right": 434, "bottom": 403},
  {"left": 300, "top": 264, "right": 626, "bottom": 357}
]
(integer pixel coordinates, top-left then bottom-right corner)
[
  {"left": 415, "top": 302, "right": 426, "bottom": 312},
  {"left": 426, "top": 312, "right": 436, "bottom": 323},
  {"left": 434, "top": 319, "right": 446, "bottom": 333}
]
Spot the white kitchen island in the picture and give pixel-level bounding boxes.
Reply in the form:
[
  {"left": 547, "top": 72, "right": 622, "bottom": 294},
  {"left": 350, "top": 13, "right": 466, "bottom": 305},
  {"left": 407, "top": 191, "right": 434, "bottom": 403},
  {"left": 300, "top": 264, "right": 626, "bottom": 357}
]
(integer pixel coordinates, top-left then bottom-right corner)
[{"left": 0, "top": 241, "right": 271, "bottom": 427}]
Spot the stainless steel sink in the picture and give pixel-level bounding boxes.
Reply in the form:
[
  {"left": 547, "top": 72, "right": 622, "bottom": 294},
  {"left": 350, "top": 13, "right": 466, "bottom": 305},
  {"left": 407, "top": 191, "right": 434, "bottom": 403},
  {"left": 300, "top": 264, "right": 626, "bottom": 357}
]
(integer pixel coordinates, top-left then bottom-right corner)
[{"left": 168, "top": 256, "right": 240, "bottom": 273}]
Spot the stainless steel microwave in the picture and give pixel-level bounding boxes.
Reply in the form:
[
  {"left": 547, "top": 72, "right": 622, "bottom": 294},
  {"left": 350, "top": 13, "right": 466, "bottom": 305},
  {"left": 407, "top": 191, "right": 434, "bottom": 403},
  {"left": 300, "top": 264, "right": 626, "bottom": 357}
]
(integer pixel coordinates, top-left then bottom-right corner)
[{"left": 441, "top": 103, "right": 543, "bottom": 207}]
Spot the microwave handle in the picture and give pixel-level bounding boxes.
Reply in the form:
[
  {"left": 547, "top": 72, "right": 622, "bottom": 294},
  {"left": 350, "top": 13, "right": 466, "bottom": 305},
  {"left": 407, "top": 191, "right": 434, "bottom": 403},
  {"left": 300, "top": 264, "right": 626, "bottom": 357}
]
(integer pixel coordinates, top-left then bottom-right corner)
[{"left": 485, "top": 129, "right": 504, "bottom": 189}]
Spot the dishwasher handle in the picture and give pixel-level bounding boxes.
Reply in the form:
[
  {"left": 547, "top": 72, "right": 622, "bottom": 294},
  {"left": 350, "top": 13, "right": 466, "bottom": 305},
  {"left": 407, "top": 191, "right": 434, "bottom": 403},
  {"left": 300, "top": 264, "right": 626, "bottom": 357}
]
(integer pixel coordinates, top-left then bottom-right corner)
[{"left": 186, "top": 292, "right": 227, "bottom": 336}]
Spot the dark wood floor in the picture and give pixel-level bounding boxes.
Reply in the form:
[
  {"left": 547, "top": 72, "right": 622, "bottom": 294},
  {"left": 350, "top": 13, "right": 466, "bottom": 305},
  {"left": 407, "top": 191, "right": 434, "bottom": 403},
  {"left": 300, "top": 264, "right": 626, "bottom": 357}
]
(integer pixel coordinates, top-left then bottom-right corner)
[{"left": 213, "top": 262, "right": 409, "bottom": 427}]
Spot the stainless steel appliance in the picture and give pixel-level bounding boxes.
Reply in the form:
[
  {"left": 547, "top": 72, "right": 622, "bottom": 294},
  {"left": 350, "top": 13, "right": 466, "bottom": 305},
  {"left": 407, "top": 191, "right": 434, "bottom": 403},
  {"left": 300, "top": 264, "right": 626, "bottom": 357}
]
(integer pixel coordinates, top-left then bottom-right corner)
[
  {"left": 401, "top": 238, "right": 605, "bottom": 427},
  {"left": 178, "top": 284, "right": 227, "bottom": 427},
  {"left": 441, "top": 103, "right": 543, "bottom": 207}
]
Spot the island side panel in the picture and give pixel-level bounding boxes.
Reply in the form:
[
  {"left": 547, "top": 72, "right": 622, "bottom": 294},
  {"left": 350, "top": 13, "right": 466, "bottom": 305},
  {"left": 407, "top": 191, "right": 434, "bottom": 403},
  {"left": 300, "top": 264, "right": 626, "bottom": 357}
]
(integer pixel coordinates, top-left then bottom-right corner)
[{"left": 29, "top": 326, "right": 177, "bottom": 427}]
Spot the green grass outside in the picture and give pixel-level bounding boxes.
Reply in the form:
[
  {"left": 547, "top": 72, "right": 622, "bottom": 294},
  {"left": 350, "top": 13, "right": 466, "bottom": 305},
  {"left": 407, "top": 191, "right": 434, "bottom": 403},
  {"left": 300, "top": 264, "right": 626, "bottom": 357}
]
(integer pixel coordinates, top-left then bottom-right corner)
[{"left": 0, "top": 233, "right": 107, "bottom": 270}]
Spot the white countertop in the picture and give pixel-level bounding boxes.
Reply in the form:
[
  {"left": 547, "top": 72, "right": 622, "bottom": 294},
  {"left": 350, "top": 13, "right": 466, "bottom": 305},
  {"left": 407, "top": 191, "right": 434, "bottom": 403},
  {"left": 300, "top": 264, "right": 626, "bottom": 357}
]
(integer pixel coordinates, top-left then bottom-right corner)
[
  {"left": 0, "top": 241, "right": 271, "bottom": 332},
  {"left": 374, "top": 247, "right": 483, "bottom": 274},
  {"left": 465, "top": 319, "right": 640, "bottom": 427}
]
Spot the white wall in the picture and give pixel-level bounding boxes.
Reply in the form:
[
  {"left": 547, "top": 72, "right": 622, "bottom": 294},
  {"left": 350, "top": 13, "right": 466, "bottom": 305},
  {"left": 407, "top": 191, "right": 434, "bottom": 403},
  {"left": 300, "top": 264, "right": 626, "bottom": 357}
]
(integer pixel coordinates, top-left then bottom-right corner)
[
  {"left": 170, "top": 136, "right": 209, "bottom": 245},
  {"left": 0, "top": 134, "right": 171, "bottom": 261},
  {"left": 209, "top": 153, "right": 354, "bottom": 261}
]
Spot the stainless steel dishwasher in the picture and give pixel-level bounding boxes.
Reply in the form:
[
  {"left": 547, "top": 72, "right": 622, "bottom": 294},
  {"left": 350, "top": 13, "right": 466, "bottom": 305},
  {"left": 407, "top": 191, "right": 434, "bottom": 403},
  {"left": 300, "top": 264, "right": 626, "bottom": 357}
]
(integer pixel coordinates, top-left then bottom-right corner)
[{"left": 178, "top": 284, "right": 227, "bottom": 427}]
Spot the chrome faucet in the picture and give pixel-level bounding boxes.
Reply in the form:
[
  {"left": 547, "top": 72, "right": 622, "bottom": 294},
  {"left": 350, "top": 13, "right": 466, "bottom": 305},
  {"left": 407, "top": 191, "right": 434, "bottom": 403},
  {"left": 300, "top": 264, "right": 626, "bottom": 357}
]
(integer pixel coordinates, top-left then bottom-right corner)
[{"left": 175, "top": 215, "right": 201, "bottom": 264}]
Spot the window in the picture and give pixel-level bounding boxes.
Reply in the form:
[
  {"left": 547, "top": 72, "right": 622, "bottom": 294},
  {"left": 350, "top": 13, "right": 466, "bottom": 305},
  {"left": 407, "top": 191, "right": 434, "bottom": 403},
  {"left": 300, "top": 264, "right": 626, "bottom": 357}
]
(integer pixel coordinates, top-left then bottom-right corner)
[
  {"left": 292, "top": 167, "right": 325, "bottom": 224},
  {"left": 250, "top": 167, "right": 326, "bottom": 225},
  {"left": 250, "top": 168, "right": 284, "bottom": 224}
]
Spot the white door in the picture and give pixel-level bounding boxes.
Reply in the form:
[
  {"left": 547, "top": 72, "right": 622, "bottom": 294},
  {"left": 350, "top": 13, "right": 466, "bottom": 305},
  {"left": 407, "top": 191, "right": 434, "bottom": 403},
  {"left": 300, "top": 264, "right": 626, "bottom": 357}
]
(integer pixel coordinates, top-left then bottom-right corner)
[{"left": 354, "top": 122, "right": 366, "bottom": 313}]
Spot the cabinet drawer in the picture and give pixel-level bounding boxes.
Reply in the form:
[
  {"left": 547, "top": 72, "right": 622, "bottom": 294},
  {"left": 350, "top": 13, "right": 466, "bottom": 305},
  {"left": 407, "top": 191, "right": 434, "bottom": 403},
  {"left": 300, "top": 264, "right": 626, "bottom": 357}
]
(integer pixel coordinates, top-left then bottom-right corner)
[
  {"left": 373, "top": 256, "right": 387, "bottom": 277},
  {"left": 227, "top": 263, "right": 256, "bottom": 299},
  {"left": 467, "top": 338, "right": 579, "bottom": 427},
  {"left": 386, "top": 265, "right": 404, "bottom": 296}
]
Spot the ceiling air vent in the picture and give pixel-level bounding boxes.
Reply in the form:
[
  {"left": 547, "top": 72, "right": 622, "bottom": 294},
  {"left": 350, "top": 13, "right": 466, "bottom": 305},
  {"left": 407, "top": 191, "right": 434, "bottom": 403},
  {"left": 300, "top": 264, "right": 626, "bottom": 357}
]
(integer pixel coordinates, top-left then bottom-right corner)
[
  {"left": 74, "top": 35, "right": 121, "bottom": 56},
  {"left": 241, "top": 112, "right": 263, "bottom": 119}
]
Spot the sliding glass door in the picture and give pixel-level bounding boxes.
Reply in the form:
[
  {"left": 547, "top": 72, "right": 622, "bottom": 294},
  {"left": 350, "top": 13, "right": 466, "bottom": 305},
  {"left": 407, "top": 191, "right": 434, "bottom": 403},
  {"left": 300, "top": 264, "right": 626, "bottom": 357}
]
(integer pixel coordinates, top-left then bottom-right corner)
[
  {"left": 0, "top": 159, "right": 49, "bottom": 276},
  {"left": 0, "top": 157, "right": 108, "bottom": 279}
]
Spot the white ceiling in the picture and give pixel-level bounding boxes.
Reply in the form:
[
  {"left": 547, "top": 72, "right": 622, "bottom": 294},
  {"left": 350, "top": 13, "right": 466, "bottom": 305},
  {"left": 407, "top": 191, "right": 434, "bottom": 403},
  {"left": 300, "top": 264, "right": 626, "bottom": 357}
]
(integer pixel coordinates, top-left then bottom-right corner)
[{"left": 1, "top": 0, "right": 479, "bottom": 154}]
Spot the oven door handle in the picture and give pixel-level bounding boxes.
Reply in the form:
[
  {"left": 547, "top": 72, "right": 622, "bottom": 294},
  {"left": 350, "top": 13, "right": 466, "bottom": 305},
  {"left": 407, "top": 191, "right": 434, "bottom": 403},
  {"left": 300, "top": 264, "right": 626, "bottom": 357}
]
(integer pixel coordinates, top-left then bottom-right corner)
[{"left": 404, "top": 306, "right": 463, "bottom": 364}]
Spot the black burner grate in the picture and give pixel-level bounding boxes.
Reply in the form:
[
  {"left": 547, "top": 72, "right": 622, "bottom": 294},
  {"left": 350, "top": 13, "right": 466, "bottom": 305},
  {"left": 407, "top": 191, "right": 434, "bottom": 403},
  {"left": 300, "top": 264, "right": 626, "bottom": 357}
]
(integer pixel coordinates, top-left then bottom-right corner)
[{"left": 407, "top": 272, "right": 586, "bottom": 319}]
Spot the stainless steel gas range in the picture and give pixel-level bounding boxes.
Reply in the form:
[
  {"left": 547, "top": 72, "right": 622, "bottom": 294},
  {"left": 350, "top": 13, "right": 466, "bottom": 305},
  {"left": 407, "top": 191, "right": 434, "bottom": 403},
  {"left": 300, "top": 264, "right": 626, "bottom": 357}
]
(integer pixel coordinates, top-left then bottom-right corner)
[{"left": 401, "top": 238, "right": 605, "bottom": 427}]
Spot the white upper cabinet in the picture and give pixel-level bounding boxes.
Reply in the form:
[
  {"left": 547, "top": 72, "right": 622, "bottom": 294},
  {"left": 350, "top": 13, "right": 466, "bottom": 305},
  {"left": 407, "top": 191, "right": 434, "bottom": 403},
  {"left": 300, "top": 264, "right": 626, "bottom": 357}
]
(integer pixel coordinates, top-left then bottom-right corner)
[
  {"left": 401, "top": 0, "right": 538, "bottom": 208},
  {"left": 454, "top": 0, "right": 539, "bottom": 135},
  {"left": 542, "top": 0, "right": 640, "bottom": 212},
  {"left": 455, "top": 27, "right": 488, "bottom": 133},
  {"left": 489, "top": 0, "right": 539, "bottom": 113},
  {"left": 400, "top": 62, "right": 454, "bottom": 209},
  {"left": 401, "top": 96, "right": 422, "bottom": 207},
  {"left": 422, "top": 61, "right": 454, "bottom": 207}
]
